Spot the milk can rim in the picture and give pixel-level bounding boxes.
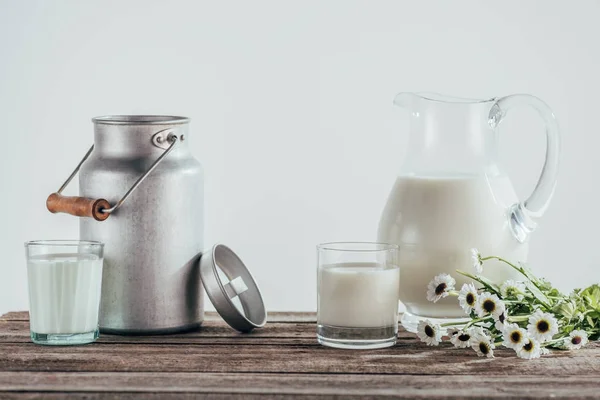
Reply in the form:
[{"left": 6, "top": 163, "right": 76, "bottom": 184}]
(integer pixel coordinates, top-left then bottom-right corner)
[{"left": 92, "top": 115, "right": 190, "bottom": 125}]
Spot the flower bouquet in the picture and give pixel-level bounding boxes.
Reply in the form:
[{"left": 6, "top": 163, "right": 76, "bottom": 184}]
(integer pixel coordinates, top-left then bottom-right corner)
[{"left": 416, "top": 249, "right": 599, "bottom": 359}]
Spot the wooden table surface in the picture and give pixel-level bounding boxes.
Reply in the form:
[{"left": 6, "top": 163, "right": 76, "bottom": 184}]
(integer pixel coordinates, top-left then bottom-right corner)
[{"left": 0, "top": 311, "right": 599, "bottom": 399}]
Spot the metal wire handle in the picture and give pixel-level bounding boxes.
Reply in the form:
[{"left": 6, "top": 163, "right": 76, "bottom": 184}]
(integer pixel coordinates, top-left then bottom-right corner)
[{"left": 55, "top": 134, "right": 178, "bottom": 215}]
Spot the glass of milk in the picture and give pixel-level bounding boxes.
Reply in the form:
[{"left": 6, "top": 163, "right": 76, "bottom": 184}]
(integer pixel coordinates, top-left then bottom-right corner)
[
  {"left": 317, "top": 242, "right": 399, "bottom": 349},
  {"left": 25, "top": 240, "right": 104, "bottom": 345}
]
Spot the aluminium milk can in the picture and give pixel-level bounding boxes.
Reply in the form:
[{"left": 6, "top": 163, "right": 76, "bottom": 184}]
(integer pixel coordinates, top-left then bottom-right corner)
[{"left": 47, "top": 115, "right": 204, "bottom": 334}]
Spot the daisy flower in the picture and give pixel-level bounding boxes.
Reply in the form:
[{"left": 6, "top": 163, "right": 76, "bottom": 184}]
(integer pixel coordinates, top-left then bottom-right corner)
[
  {"left": 471, "top": 248, "right": 483, "bottom": 274},
  {"left": 500, "top": 279, "right": 526, "bottom": 300},
  {"left": 564, "top": 330, "right": 589, "bottom": 350},
  {"left": 469, "top": 327, "right": 487, "bottom": 338},
  {"left": 426, "top": 273, "right": 456, "bottom": 303},
  {"left": 417, "top": 320, "right": 443, "bottom": 346},
  {"left": 471, "top": 332, "right": 495, "bottom": 358},
  {"left": 446, "top": 327, "right": 460, "bottom": 338},
  {"left": 494, "top": 309, "right": 507, "bottom": 331},
  {"left": 450, "top": 328, "right": 477, "bottom": 348},
  {"left": 458, "top": 283, "right": 478, "bottom": 314},
  {"left": 516, "top": 338, "right": 541, "bottom": 359},
  {"left": 502, "top": 323, "right": 527, "bottom": 349},
  {"left": 527, "top": 310, "right": 559, "bottom": 342},
  {"left": 474, "top": 292, "right": 505, "bottom": 318},
  {"left": 540, "top": 347, "right": 550, "bottom": 355}
]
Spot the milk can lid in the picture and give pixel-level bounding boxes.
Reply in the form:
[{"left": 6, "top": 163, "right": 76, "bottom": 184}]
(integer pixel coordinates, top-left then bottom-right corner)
[{"left": 199, "top": 244, "right": 267, "bottom": 332}]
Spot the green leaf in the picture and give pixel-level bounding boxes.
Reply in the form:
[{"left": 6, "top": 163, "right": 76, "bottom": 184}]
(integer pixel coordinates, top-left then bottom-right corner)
[
  {"left": 472, "top": 274, "right": 501, "bottom": 293},
  {"left": 547, "top": 288, "right": 562, "bottom": 298},
  {"left": 455, "top": 270, "right": 500, "bottom": 295},
  {"left": 580, "top": 284, "right": 600, "bottom": 311},
  {"left": 585, "top": 311, "right": 600, "bottom": 328},
  {"left": 552, "top": 300, "right": 576, "bottom": 320},
  {"left": 586, "top": 315, "right": 596, "bottom": 328},
  {"left": 525, "top": 281, "right": 551, "bottom": 307},
  {"left": 517, "top": 262, "right": 540, "bottom": 284},
  {"left": 538, "top": 278, "right": 553, "bottom": 291},
  {"left": 561, "top": 324, "right": 575, "bottom": 334}
]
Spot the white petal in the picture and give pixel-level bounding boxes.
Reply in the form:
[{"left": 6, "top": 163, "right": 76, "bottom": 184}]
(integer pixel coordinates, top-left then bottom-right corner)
[
  {"left": 516, "top": 339, "right": 541, "bottom": 359},
  {"left": 471, "top": 335, "right": 495, "bottom": 358},
  {"left": 565, "top": 330, "right": 589, "bottom": 350},
  {"left": 471, "top": 249, "right": 483, "bottom": 274},
  {"left": 475, "top": 292, "right": 503, "bottom": 318},
  {"left": 417, "top": 320, "right": 442, "bottom": 346},
  {"left": 527, "top": 311, "right": 559, "bottom": 342}
]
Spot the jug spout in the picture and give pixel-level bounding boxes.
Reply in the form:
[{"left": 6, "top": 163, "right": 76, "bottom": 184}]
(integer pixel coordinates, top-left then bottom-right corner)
[
  {"left": 393, "top": 92, "right": 419, "bottom": 111},
  {"left": 394, "top": 92, "right": 496, "bottom": 110},
  {"left": 391, "top": 92, "right": 499, "bottom": 175}
]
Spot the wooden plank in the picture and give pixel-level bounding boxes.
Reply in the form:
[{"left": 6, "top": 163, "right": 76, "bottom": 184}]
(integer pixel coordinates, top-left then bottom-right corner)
[
  {"left": 266, "top": 312, "right": 316, "bottom": 323},
  {"left": 0, "top": 341, "right": 597, "bottom": 376},
  {"left": 2, "top": 310, "right": 599, "bottom": 399},
  {"left": 0, "top": 320, "right": 417, "bottom": 345},
  {"left": 0, "top": 395, "right": 440, "bottom": 400},
  {"left": 0, "top": 311, "right": 316, "bottom": 323},
  {"left": 0, "top": 320, "right": 322, "bottom": 345},
  {"left": 0, "top": 372, "right": 597, "bottom": 398},
  {"left": 0, "top": 312, "right": 28, "bottom": 321},
  {"left": 0, "top": 395, "right": 323, "bottom": 399}
]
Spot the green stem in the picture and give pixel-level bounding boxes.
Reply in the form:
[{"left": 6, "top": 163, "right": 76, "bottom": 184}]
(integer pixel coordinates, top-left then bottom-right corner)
[
  {"left": 480, "top": 255, "right": 522, "bottom": 273},
  {"left": 543, "top": 338, "right": 565, "bottom": 346},
  {"left": 465, "top": 316, "right": 493, "bottom": 329},
  {"left": 482, "top": 256, "right": 536, "bottom": 282},
  {"left": 481, "top": 255, "right": 549, "bottom": 299},
  {"left": 488, "top": 257, "right": 553, "bottom": 310},
  {"left": 456, "top": 270, "right": 499, "bottom": 294},
  {"left": 507, "top": 315, "right": 530, "bottom": 323},
  {"left": 440, "top": 320, "right": 469, "bottom": 328}
]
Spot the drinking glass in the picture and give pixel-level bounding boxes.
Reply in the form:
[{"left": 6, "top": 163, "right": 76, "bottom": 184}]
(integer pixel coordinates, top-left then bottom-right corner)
[
  {"left": 317, "top": 242, "right": 399, "bottom": 349},
  {"left": 25, "top": 240, "right": 104, "bottom": 345}
]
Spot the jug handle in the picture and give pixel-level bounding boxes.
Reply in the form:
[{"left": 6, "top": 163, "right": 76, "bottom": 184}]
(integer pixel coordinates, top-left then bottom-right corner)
[
  {"left": 490, "top": 94, "right": 560, "bottom": 243},
  {"left": 47, "top": 132, "right": 180, "bottom": 221}
]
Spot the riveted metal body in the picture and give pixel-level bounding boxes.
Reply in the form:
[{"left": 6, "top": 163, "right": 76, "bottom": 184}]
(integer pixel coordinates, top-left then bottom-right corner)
[{"left": 79, "top": 116, "right": 204, "bottom": 334}]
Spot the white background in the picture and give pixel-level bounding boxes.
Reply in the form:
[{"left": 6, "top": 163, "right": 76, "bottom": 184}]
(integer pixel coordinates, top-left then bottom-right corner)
[{"left": 1, "top": 0, "right": 599, "bottom": 315}]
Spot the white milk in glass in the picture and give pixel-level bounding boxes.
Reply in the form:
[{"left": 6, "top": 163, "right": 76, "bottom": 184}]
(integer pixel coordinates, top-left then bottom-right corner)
[
  {"left": 27, "top": 253, "right": 103, "bottom": 334},
  {"left": 378, "top": 174, "right": 528, "bottom": 318},
  {"left": 318, "top": 263, "right": 400, "bottom": 328}
]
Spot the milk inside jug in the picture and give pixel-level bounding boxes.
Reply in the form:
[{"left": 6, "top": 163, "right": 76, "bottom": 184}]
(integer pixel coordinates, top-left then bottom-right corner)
[{"left": 377, "top": 93, "right": 560, "bottom": 332}]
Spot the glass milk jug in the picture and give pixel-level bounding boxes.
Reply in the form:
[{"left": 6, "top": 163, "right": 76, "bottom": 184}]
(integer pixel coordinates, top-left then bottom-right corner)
[{"left": 377, "top": 93, "right": 560, "bottom": 332}]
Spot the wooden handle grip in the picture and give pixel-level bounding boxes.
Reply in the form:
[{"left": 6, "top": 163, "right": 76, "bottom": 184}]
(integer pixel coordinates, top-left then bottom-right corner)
[{"left": 46, "top": 193, "right": 111, "bottom": 221}]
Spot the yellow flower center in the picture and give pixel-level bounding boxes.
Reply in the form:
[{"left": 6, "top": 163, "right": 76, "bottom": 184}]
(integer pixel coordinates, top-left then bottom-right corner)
[
  {"left": 466, "top": 293, "right": 475, "bottom": 305},
  {"left": 483, "top": 299, "right": 495, "bottom": 313},
  {"left": 424, "top": 325, "right": 434, "bottom": 337},
  {"left": 537, "top": 320, "right": 549, "bottom": 333},
  {"left": 479, "top": 342, "right": 489, "bottom": 355},
  {"left": 510, "top": 331, "right": 521, "bottom": 343},
  {"left": 435, "top": 283, "right": 447, "bottom": 295}
]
